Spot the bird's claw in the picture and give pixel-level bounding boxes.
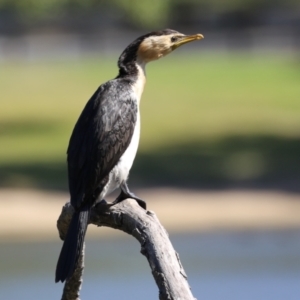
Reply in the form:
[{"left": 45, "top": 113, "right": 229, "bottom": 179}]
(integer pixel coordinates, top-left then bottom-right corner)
[{"left": 113, "top": 190, "right": 147, "bottom": 210}]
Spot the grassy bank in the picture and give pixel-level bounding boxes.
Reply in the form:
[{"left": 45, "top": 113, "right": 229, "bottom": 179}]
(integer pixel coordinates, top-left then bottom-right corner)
[{"left": 1, "top": 53, "right": 300, "bottom": 190}]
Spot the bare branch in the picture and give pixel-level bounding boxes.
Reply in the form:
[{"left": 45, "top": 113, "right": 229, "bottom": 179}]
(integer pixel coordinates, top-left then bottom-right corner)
[{"left": 57, "top": 199, "right": 195, "bottom": 300}]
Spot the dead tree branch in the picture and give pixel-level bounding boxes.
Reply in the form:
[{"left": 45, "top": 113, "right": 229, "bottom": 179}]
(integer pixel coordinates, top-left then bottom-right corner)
[{"left": 57, "top": 199, "right": 195, "bottom": 300}]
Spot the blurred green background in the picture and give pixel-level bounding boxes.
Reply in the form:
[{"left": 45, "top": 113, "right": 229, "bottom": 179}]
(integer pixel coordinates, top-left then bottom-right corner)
[
  {"left": 1, "top": 55, "right": 300, "bottom": 191},
  {"left": 0, "top": 0, "right": 300, "bottom": 191},
  {"left": 1, "top": 2, "right": 300, "bottom": 300}
]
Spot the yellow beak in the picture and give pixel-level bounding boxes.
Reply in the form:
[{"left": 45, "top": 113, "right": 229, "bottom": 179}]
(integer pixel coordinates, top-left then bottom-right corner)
[{"left": 173, "top": 34, "right": 204, "bottom": 50}]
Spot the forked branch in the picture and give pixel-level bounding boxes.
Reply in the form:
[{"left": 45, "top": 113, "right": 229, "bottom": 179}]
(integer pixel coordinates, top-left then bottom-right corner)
[{"left": 57, "top": 199, "right": 195, "bottom": 300}]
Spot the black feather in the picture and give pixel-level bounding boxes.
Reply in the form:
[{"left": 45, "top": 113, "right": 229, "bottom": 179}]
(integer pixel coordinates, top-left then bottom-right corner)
[
  {"left": 55, "top": 208, "right": 90, "bottom": 283},
  {"left": 67, "top": 79, "right": 137, "bottom": 209},
  {"left": 55, "top": 79, "right": 137, "bottom": 282},
  {"left": 56, "top": 29, "right": 179, "bottom": 281}
]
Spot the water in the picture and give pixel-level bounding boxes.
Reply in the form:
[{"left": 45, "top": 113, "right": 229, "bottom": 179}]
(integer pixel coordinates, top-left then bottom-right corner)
[{"left": 0, "top": 231, "right": 299, "bottom": 300}]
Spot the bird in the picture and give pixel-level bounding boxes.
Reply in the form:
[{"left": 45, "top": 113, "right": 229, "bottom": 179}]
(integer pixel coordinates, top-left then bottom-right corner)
[{"left": 55, "top": 29, "right": 204, "bottom": 283}]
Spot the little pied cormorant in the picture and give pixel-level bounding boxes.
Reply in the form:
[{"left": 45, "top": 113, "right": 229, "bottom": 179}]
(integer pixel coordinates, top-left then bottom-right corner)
[{"left": 55, "top": 29, "right": 204, "bottom": 283}]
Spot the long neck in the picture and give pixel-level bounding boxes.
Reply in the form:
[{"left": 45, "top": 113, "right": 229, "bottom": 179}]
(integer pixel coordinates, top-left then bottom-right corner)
[
  {"left": 117, "top": 58, "right": 139, "bottom": 78},
  {"left": 117, "top": 54, "right": 147, "bottom": 105},
  {"left": 130, "top": 60, "right": 146, "bottom": 104},
  {"left": 117, "top": 38, "right": 146, "bottom": 78}
]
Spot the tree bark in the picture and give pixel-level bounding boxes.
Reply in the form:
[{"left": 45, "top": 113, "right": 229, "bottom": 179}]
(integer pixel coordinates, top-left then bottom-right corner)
[{"left": 57, "top": 199, "right": 195, "bottom": 300}]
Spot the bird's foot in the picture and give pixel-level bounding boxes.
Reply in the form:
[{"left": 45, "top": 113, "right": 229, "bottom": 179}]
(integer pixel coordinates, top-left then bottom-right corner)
[{"left": 112, "top": 188, "right": 147, "bottom": 210}]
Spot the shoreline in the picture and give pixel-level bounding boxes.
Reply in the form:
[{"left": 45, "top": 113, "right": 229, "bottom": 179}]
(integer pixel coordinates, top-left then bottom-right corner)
[{"left": 1, "top": 188, "right": 299, "bottom": 243}]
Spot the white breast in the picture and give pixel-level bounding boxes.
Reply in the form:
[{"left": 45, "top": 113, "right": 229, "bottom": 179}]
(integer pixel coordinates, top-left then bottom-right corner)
[
  {"left": 116, "top": 111, "right": 141, "bottom": 181},
  {"left": 99, "top": 61, "right": 146, "bottom": 199},
  {"left": 100, "top": 109, "right": 140, "bottom": 199}
]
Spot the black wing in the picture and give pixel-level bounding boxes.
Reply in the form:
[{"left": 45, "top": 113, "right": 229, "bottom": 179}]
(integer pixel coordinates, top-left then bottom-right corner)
[{"left": 67, "top": 80, "right": 137, "bottom": 209}]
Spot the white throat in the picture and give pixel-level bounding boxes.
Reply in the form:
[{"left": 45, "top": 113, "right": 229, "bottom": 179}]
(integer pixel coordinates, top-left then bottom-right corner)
[{"left": 131, "top": 60, "right": 147, "bottom": 104}]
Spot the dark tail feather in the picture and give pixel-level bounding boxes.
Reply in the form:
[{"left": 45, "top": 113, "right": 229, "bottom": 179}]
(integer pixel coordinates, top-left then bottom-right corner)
[{"left": 55, "top": 208, "right": 90, "bottom": 283}]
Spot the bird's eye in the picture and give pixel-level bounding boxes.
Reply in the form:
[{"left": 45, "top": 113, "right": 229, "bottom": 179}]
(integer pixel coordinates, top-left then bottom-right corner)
[{"left": 171, "top": 36, "right": 178, "bottom": 43}]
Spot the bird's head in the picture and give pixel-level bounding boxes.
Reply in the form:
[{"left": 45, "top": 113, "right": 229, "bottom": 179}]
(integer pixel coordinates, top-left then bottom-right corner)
[
  {"left": 137, "top": 29, "right": 204, "bottom": 63},
  {"left": 136, "top": 30, "right": 204, "bottom": 63},
  {"left": 118, "top": 29, "right": 204, "bottom": 74}
]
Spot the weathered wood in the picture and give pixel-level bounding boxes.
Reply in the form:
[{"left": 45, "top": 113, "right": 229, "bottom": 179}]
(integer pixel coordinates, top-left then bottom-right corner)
[
  {"left": 57, "top": 204, "right": 84, "bottom": 300},
  {"left": 57, "top": 199, "right": 195, "bottom": 300}
]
